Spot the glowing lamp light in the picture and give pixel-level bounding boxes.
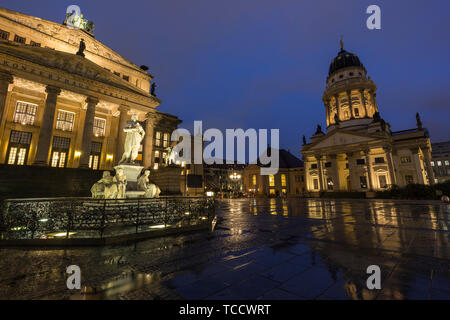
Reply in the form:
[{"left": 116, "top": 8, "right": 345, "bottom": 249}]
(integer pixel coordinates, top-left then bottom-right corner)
[
  {"left": 149, "top": 224, "right": 167, "bottom": 229},
  {"left": 39, "top": 218, "right": 49, "bottom": 222},
  {"left": 106, "top": 154, "right": 113, "bottom": 161},
  {"left": 206, "top": 191, "right": 214, "bottom": 197},
  {"left": 74, "top": 151, "right": 81, "bottom": 157},
  {"left": 50, "top": 232, "right": 77, "bottom": 237}
]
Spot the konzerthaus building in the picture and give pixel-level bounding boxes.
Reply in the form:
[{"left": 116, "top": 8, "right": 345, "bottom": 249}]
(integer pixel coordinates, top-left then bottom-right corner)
[
  {"left": 0, "top": 7, "right": 180, "bottom": 171},
  {"left": 301, "top": 42, "right": 434, "bottom": 193}
]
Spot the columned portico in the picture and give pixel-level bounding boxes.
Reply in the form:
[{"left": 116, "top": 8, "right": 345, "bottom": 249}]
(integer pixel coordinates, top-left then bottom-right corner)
[
  {"left": 364, "top": 149, "right": 374, "bottom": 190},
  {"left": 0, "top": 70, "right": 13, "bottom": 125},
  {"left": 143, "top": 111, "right": 157, "bottom": 169},
  {"left": 33, "top": 85, "right": 61, "bottom": 166},
  {"left": 79, "top": 96, "right": 99, "bottom": 168},
  {"left": 315, "top": 154, "right": 324, "bottom": 191},
  {"left": 116, "top": 105, "right": 130, "bottom": 165}
]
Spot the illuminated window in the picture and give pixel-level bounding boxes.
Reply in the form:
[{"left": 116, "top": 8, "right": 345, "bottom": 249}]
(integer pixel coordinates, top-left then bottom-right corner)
[
  {"left": 252, "top": 174, "right": 257, "bottom": 186},
  {"left": 89, "top": 142, "right": 102, "bottom": 170},
  {"left": 93, "top": 117, "right": 106, "bottom": 137},
  {"left": 162, "top": 152, "right": 167, "bottom": 163},
  {"left": 155, "top": 131, "right": 161, "bottom": 146},
  {"left": 14, "top": 34, "right": 26, "bottom": 44},
  {"left": 431, "top": 161, "right": 435, "bottom": 166},
  {"left": 0, "top": 29, "right": 9, "bottom": 40},
  {"left": 269, "top": 189, "right": 275, "bottom": 195},
  {"left": 154, "top": 150, "right": 160, "bottom": 163},
  {"left": 281, "top": 188, "right": 287, "bottom": 195},
  {"left": 51, "top": 136, "right": 70, "bottom": 168},
  {"left": 13, "top": 101, "right": 37, "bottom": 125},
  {"left": 437, "top": 161, "right": 442, "bottom": 166},
  {"left": 400, "top": 156, "right": 411, "bottom": 164},
  {"left": 6, "top": 131, "right": 32, "bottom": 165},
  {"left": 153, "top": 163, "right": 159, "bottom": 170},
  {"left": 56, "top": 110, "right": 74, "bottom": 132},
  {"left": 163, "top": 133, "right": 169, "bottom": 147},
  {"left": 269, "top": 175, "right": 275, "bottom": 187},
  {"left": 445, "top": 161, "right": 449, "bottom": 166},
  {"left": 281, "top": 174, "right": 287, "bottom": 187},
  {"left": 313, "top": 179, "right": 319, "bottom": 190}
]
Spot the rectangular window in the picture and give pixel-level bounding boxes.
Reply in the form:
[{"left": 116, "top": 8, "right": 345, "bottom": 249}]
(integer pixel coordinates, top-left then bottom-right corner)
[
  {"left": 281, "top": 188, "right": 287, "bottom": 195},
  {"left": 431, "top": 161, "right": 435, "bottom": 166},
  {"left": 14, "top": 34, "right": 26, "bottom": 44},
  {"left": 405, "top": 175, "right": 414, "bottom": 185},
  {"left": 30, "top": 41, "right": 41, "bottom": 47},
  {"left": 6, "top": 131, "right": 32, "bottom": 166},
  {"left": 360, "top": 176, "right": 367, "bottom": 189},
  {"left": 281, "top": 174, "right": 287, "bottom": 187},
  {"left": 51, "top": 136, "right": 70, "bottom": 168},
  {"left": 56, "top": 110, "right": 74, "bottom": 132},
  {"left": 378, "top": 175, "right": 387, "bottom": 189},
  {"left": 122, "top": 75, "right": 129, "bottom": 81},
  {"left": 313, "top": 179, "right": 319, "bottom": 190},
  {"left": 153, "top": 163, "right": 159, "bottom": 170},
  {"left": 269, "top": 175, "right": 275, "bottom": 187},
  {"left": 437, "top": 161, "right": 442, "bottom": 166},
  {"left": 354, "top": 108, "right": 359, "bottom": 116},
  {"left": 113, "top": 71, "right": 120, "bottom": 77},
  {"left": 0, "top": 29, "right": 10, "bottom": 40},
  {"left": 325, "top": 162, "right": 332, "bottom": 168},
  {"left": 400, "top": 156, "right": 411, "bottom": 164},
  {"left": 163, "top": 133, "right": 169, "bottom": 147},
  {"left": 269, "top": 189, "right": 275, "bottom": 195},
  {"left": 13, "top": 101, "right": 37, "bottom": 125},
  {"left": 155, "top": 131, "right": 161, "bottom": 146},
  {"left": 375, "top": 157, "right": 385, "bottom": 164},
  {"left": 154, "top": 150, "right": 160, "bottom": 163},
  {"left": 356, "top": 159, "right": 365, "bottom": 165},
  {"left": 252, "top": 174, "right": 257, "bottom": 186},
  {"left": 93, "top": 117, "right": 106, "bottom": 137},
  {"left": 311, "top": 163, "right": 318, "bottom": 169},
  {"left": 445, "top": 160, "right": 449, "bottom": 166},
  {"left": 89, "top": 142, "right": 102, "bottom": 170},
  {"left": 162, "top": 152, "right": 167, "bottom": 163}
]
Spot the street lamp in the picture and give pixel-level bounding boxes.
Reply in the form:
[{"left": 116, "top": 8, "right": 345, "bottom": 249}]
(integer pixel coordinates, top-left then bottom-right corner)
[{"left": 229, "top": 172, "right": 242, "bottom": 198}]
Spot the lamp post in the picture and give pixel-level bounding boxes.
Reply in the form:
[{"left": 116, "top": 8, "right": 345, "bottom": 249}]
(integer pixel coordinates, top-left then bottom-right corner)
[{"left": 229, "top": 172, "right": 242, "bottom": 198}]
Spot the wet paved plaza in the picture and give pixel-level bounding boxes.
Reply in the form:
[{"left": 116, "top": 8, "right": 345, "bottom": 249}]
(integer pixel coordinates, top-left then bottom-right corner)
[{"left": 1, "top": 198, "right": 450, "bottom": 300}]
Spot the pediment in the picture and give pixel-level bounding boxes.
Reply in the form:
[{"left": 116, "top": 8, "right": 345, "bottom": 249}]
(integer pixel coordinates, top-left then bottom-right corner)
[
  {"left": 309, "top": 131, "right": 380, "bottom": 150},
  {"left": 0, "top": 41, "right": 150, "bottom": 97}
]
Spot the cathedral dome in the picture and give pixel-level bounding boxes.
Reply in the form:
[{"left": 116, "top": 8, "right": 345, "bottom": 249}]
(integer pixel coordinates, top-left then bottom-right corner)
[{"left": 328, "top": 45, "right": 365, "bottom": 76}]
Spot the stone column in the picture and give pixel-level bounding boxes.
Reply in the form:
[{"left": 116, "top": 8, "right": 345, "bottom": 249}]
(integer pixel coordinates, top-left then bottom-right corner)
[
  {"left": 33, "top": 85, "right": 61, "bottom": 166},
  {"left": 316, "top": 154, "right": 324, "bottom": 191},
  {"left": 369, "top": 90, "right": 377, "bottom": 115},
  {"left": 78, "top": 96, "right": 99, "bottom": 168},
  {"left": 334, "top": 94, "right": 341, "bottom": 121},
  {"left": 364, "top": 149, "right": 374, "bottom": 190},
  {"left": 347, "top": 90, "right": 354, "bottom": 118},
  {"left": 359, "top": 88, "right": 367, "bottom": 117},
  {"left": 115, "top": 105, "right": 130, "bottom": 165},
  {"left": 421, "top": 147, "right": 435, "bottom": 185},
  {"left": 410, "top": 148, "right": 425, "bottom": 184},
  {"left": 346, "top": 152, "right": 354, "bottom": 191},
  {"left": 0, "top": 70, "right": 13, "bottom": 125},
  {"left": 143, "top": 111, "right": 157, "bottom": 169},
  {"left": 330, "top": 154, "right": 340, "bottom": 191},
  {"left": 383, "top": 146, "right": 397, "bottom": 185}
]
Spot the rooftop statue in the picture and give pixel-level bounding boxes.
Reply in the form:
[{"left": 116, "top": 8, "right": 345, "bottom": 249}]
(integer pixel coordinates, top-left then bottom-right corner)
[
  {"left": 76, "top": 38, "right": 86, "bottom": 57},
  {"left": 119, "top": 114, "right": 145, "bottom": 164}
]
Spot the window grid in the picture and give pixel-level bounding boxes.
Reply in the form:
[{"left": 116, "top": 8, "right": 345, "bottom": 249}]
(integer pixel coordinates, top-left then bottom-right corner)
[
  {"left": 163, "top": 133, "right": 169, "bottom": 147},
  {"left": 155, "top": 131, "right": 161, "bottom": 146},
  {"left": 14, "top": 34, "right": 26, "bottom": 44},
  {"left": 13, "top": 101, "right": 37, "bottom": 125},
  {"left": 93, "top": 117, "right": 106, "bottom": 137},
  {"left": 0, "top": 29, "right": 9, "bottom": 40},
  {"left": 56, "top": 110, "right": 75, "bottom": 132}
]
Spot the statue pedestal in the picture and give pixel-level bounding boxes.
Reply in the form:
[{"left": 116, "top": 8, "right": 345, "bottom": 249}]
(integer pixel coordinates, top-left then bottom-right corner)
[
  {"left": 150, "top": 166, "right": 183, "bottom": 195},
  {"left": 114, "top": 164, "right": 144, "bottom": 191}
]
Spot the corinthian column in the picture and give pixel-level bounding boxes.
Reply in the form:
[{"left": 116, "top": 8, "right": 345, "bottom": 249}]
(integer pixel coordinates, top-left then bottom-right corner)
[
  {"left": 79, "top": 96, "right": 99, "bottom": 168},
  {"left": 33, "top": 85, "right": 61, "bottom": 166},
  {"left": 0, "top": 70, "right": 13, "bottom": 125},
  {"left": 364, "top": 149, "right": 374, "bottom": 190},
  {"left": 143, "top": 111, "right": 157, "bottom": 169},
  {"left": 115, "top": 105, "right": 130, "bottom": 165}
]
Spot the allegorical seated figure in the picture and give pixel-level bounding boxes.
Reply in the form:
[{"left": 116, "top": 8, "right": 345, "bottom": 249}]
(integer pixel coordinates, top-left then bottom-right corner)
[
  {"left": 137, "top": 170, "right": 161, "bottom": 198},
  {"left": 114, "top": 168, "right": 127, "bottom": 199},
  {"left": 91, "top": 171, "right": 117, "bottom": 199}
]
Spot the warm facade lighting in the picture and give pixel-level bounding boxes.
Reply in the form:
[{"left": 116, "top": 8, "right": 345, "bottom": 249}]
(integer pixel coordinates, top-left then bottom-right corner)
[
  {"left": 106, "top": 154, "right": 113, "bottom": 161},
  {"left": 74, "top": 151, "right": 81, "bottom": 157}
]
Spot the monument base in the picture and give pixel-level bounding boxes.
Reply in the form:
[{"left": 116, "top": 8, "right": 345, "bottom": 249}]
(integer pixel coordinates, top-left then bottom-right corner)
[
  {"left": 150, "top": 166, "right": 183, "bottom": 195},
  {"left": 114, "top": 164, "right": 144, "bottom": 191}
]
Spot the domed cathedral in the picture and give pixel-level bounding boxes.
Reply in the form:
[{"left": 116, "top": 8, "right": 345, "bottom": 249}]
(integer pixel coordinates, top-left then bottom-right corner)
[{"left": 301, "top": 41, "right": 434, "bottom": 195}]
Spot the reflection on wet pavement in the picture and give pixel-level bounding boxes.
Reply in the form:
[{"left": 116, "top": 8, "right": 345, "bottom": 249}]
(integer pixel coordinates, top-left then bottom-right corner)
[{"left": 1, "top": 198, "right": 450, "bottom": 300}]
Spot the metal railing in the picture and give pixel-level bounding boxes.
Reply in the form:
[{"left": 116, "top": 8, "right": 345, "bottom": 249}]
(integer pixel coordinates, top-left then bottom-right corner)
[{"left": 0, "top": 196, "right": 215, "bottom": 240}]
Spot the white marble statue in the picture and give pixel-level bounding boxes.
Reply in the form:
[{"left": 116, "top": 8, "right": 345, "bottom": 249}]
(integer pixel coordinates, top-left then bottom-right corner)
[
  {"left": 119, "top": 114, "right": 145, "bottom": 164},
  {"left": 91, "top": 171, "right": 115, "bottom": 199},
  {"left": 137, "top": 170, "right": 161, "bottom": 198},
  {"left": 163, "top": 146, "right": 178, "bottom": 166},
  {"left": 114, "top": 168, "right": 127, "bottom": 199}
]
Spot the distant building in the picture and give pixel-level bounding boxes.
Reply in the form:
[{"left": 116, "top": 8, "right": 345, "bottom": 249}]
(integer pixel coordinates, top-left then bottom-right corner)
[
  {"left": 431, "top": 141, "right": 450, "bottom": 183},
  {"left": 301, "top": 42, "right": 434, "bottom": 194},
  {"left": 204, "top": 163, "right": 245, "bottom": 197},
  {"left": 244, "top": 149, "right": 305, "bottom": 197}
]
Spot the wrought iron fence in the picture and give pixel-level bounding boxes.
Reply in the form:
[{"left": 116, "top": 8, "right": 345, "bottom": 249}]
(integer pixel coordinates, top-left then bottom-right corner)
[{"left": 0, "top": 196, "right": 215, "bottom": 240}]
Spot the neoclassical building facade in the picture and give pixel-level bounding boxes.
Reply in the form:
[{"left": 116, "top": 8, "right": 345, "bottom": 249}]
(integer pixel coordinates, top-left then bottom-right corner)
[
  {"left": 0, "top": 7, "right": 180, "bottom": 171},
  {"left": 301, "top": 42, "right": 434, "bottom": 193}
]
